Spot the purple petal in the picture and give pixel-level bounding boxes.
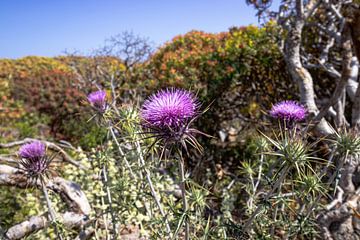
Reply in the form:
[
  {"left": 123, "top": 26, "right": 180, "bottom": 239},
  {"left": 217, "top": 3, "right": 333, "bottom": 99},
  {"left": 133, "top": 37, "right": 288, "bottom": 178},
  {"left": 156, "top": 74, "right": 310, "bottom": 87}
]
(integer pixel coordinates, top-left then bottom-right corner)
[
  {"left": 19, "top": 141, "right": 46, "bottom": 159},
  {"left": 140, "top": 88, "right": 200, "bottom": 128},
  {"left": 87, "top": 90, "right": 107, "bottom": 111},
  {"left": 270, "top": 100, "right": 307, "bottom": 122}
]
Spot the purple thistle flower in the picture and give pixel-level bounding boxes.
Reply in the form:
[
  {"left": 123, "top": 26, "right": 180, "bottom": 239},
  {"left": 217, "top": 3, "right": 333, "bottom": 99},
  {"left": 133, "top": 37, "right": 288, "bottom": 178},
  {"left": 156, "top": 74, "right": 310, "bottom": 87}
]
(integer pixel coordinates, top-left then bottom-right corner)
[
  {"left": 270, "top": 100, "right": 307, "bottom": 122},
  {"left": 141, "top": 88, "right": 200, "bottom": 128},
  {"left": 18, "top": 141, "right": 51, "bottom": 181},
  {"left": 87, "top": 90, "right": 107, "bottom": 112},
  {"left": 19, "top": 141, "right": 46, "bottom": 160},
  {"left": 140, "top": 88, "right": 205, "bottom": 153}
]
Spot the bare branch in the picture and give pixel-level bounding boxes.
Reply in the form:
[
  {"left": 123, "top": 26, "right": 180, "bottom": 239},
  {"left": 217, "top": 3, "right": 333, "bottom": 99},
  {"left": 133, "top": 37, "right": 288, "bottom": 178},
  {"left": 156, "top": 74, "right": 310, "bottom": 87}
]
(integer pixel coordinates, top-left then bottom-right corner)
[
  {"left": 313, "top": 23, "right": 353, "bottom": 125},
  {"left": 97, "top": 31, "right": 154, "bottom": 68},
  {"left": 305, "top": 0, "right": 322, "bottom": 19},
  {"left": 0, "top": 163, "right": 91, "bottom": 239},
  {"left": 283, "top": 0, "right": 334, "bottom": 135},
  {"left": 318, "top": 184, "right": 360, "bottom": 239},
  {"left": 326, "top": 186, "right": 344, "bottom": 210},
  {"left": 0, "top": 170, "right": 91, "bottom": 215},
  {"left": 4, "top": 212, "right": 87, "bottom": 240}
]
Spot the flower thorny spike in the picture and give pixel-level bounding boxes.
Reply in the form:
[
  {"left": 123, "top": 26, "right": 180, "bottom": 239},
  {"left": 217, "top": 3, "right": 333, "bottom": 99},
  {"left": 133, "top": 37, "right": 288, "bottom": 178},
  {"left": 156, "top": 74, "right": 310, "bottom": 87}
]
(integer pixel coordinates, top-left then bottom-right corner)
[
  {"left": 18, "top": 141, "right": 53, "bottom": 182},
  {"left": 270, "top": 100, "right": 307, "bottom": 123},
  {"left": 87, "top": 90, "right": 107, "bottom": 113},
  {"left": 140, "top": 88, "right": 205, "bottom": 154}
]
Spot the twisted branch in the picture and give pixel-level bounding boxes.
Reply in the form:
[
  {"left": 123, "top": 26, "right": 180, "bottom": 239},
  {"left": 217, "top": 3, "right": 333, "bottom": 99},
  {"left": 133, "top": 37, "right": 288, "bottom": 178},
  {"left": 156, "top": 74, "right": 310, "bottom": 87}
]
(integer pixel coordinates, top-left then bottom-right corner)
[{"left": 0, "top": 164, "right": 91, "bottom": 239}]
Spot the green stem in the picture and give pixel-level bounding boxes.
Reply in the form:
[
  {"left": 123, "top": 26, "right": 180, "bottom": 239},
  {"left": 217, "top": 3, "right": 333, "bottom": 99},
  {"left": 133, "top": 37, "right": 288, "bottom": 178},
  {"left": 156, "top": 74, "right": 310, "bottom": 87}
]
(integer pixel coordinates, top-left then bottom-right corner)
[
  {"left": 178, "top": 150, "right": 189, "bottom": 240},
  {"left": 42, "top": 182, "right": 63, "bottom": 240},
  {"left": 109, "top": 126, "right": 136, "bottom": 179},
  {"left": 135, "top": 141, "right": 172, "bottom": 235},
  {"left": 243, "top": 165, "right": 290, "bottom": 233},
  {"left": 102, "top": 164, "right": 118, "bottom": 238},
  {"left": 303, "top": 153, "right": 346, "bottom": 218}
]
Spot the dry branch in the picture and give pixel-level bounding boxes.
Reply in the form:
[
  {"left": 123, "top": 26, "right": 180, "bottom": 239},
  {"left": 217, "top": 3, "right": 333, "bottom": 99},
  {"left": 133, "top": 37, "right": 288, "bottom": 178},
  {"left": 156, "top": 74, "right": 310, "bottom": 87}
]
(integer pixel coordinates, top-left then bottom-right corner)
[
  {"left": 0, "top": 164, "right": 91, "bottom": 239},
  {"left": 0, "top": 166, "right": 90, "bottom": 215},
  {"left": 318, "top": 186, "right": 360, "bottom": 239},
  {"left": 313, "top": 23, "right": 353, "bottom": 126},
  {"left": 4, "top": 212, "right": 87, "bottom": 240}
]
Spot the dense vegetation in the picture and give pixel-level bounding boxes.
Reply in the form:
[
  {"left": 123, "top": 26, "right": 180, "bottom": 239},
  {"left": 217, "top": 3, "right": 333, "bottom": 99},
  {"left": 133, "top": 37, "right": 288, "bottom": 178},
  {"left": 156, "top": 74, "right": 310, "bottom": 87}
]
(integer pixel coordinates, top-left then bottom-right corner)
[
  {"left": 0, "top": 18, "right": 358, "bottom": 239},
  {"left": 0, "top": 24, "right": 296, "bottom": 145}
]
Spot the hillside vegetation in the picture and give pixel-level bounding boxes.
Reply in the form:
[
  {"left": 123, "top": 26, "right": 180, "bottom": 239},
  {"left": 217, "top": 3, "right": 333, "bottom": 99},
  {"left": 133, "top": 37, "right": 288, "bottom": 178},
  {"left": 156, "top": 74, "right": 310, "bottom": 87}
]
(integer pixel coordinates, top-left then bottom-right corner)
[
  {"left": 0, "top": 24, "right": 296, "bottom": 146},
  {"left": 0, "top": 24, "right": 323, "bottom": 239}
]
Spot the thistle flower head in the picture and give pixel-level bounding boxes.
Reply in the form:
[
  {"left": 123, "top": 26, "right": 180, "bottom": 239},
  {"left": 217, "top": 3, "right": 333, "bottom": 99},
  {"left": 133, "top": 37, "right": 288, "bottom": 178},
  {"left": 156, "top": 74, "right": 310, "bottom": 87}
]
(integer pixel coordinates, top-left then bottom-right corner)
[
  {"left": 19, "top": 141, "right": 46, "bottom": 160},
  {"left": 270, "top": 100, "right": 307, "bottom": 122},
  {"left": 18, "top": 141, "right": 52, "bottom": 181},
  {"left": 140, "top": 88, "right": 205, "bottom": 153},
  {"left": 141, "top": 88, "right": 200, "bottom": 128},
  {"left": 87, "top": 90, "right": 107, "bottom": 112}
]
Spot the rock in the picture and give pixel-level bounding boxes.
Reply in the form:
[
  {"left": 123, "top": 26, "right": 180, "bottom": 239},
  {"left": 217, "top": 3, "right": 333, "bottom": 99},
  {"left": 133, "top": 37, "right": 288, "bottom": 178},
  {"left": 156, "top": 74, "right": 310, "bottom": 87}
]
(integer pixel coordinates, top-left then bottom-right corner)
[
  {"left": 228, "top": 127, "right": 238, "bottom": 136},
  {"left": 218, "top": 130, "right": 227, "bottom": 142}
]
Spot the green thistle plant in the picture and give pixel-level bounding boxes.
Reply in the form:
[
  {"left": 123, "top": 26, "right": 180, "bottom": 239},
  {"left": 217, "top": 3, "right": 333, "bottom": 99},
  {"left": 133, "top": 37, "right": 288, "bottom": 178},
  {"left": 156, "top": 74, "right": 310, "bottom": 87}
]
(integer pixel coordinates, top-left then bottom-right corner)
[
  {"left": 18, "top": 141, "right": 63, "bottom": 240},
  {"left": 140, "top": 88, "right": 210, "bottom": 240},
  {"left": 243, "top": 119, "right": 325, "bottom": 236},
  {"left": 333, "top": 129, "right": 360, "bottom": 157},
  {"left": 295, "top": 173, "right": 326, "bottom": 199},
  {"left": 261, "top": 130, "right": 320, "bottom": 179}
]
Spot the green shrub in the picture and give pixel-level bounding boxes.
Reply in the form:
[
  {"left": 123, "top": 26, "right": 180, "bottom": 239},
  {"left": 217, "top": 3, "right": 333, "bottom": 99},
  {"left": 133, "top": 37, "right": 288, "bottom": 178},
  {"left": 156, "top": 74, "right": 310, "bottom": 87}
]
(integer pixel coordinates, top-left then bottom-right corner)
[{"left": 145, "top": 24, "right": 295, "bottom": 107}]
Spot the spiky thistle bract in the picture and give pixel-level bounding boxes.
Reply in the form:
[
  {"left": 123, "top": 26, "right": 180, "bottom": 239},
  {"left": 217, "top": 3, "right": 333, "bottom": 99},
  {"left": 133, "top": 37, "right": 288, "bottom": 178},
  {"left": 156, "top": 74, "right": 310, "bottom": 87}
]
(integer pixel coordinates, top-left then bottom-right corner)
[{"left": 333, "top": 129, "right": 360, "bottom": 158}]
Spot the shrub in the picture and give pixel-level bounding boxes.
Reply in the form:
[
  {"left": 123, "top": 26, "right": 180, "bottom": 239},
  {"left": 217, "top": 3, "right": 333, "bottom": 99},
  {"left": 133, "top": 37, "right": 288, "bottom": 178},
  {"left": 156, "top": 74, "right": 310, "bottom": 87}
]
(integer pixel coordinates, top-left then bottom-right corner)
[
  {"left": 0, "top": 57, "right": 113, "bottom": 146},
  {"left": 145, "top": 24, "right": 295, "bottom": 107}
]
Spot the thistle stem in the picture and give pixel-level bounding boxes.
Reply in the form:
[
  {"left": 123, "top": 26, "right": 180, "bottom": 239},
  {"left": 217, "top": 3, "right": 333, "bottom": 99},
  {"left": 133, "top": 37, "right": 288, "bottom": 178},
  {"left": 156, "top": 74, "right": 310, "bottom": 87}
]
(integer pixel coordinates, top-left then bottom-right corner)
[
  {"left": 109, "top": 126, "right": 136, "bottom": 179},
  {"left": 102, "top": 164, "right": 118, "bottom": 238},
  {"left": 96, "top": 125, "right": 124, "bottom": 238},
  {"left": 135, "top": 141, "right": 172, "bottom": 235},
  {"left": 100, "top": 193, "right": 110, "bottom": 240},
  {"left": 177, "top": 150, "right": 189, "bottom": 240},
  {"left": 243, "top": 165, "right": 290, "bottom": 233},
  {"left": 303, "top": 154, "right": 346, "bottom": 218},
  {"left": 41, "top": 182, "right": 63, "bottom": 240},
  {"left": 254, "top": 153, "right": 264, "bottom": 192}
]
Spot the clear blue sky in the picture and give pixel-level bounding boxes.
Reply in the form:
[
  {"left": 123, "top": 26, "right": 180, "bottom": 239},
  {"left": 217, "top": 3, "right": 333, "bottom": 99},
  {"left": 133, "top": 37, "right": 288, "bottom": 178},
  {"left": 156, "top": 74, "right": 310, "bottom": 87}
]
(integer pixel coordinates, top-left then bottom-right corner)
[{"left": 0, "top": 0, "right": 261, "bottom": 59}]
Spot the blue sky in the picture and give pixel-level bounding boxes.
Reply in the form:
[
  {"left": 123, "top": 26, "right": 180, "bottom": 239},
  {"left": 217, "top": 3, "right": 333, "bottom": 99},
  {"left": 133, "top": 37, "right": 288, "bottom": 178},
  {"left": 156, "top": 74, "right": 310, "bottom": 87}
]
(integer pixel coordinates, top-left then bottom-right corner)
[{"left": 0, "top": 1, "right": 261, "bottom": 59}]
